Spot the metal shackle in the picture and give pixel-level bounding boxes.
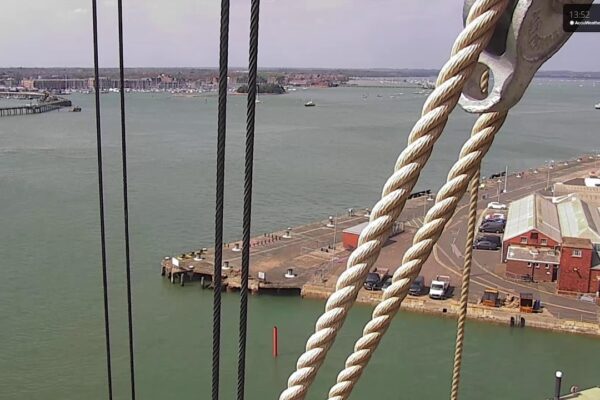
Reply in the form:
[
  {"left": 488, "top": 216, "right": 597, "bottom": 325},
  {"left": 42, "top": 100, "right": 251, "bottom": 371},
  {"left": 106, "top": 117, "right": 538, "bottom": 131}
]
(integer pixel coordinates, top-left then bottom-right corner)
[{"left": 459, "top": 0, "right": 593, "bottom": 113}]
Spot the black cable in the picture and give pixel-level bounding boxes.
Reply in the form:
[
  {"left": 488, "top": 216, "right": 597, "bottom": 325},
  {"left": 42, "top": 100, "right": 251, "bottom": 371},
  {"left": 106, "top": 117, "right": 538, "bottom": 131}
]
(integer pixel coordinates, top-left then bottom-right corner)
[
  {"left": 213, "top": 0, "right": 230, "bottom": 399},
  {"left": 91, "top": 1, "right": 113, "bottom": 398},
  {"left": 116, "top": 1, "right": 136, "bottom": 399},
  {"left": 238, "top": 1, "right": 260, "bottom": 399}
]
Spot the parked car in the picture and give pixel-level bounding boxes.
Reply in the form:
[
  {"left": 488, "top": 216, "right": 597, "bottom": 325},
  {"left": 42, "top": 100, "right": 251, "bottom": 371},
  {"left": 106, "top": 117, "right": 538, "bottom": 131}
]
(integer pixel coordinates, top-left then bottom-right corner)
[
  {"left": 484, "top": 213, "right": 505, "bottom": 220},
  {"left": 364, "top": 268, "right": 390, "bottom": 291},
  {"left": 381, "top": 277, "right": 393, "bottom": 292},
  {"left": 408, "top": 275, "right": 425, "bottom": 296},
  {"left": 479, "top": 220, "right": 505, "bottom": 234},
  {"left": 487, "top": 201, "right": 507, "bottom": 210},
  {"left": 429, "top": 275, "right": 450, "bottom": 299},
  {"left": 473, "top": 235, "right": 501, "bottom": 250},
  {"left": 364, "top": 272, "right": 382, "bottom": 290}
]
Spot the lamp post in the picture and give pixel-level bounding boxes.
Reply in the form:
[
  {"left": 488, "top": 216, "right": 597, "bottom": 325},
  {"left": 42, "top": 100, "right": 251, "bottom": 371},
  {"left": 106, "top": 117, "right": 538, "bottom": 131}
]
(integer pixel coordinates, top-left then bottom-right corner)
[{"left": 496, "top": 179, "right": 503, "bottom": 202}]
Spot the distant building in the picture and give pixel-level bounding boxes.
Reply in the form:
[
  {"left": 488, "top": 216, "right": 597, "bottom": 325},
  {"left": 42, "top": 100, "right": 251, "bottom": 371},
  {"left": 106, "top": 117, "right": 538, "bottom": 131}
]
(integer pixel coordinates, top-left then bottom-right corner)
[
  {"left": 24, "top": 78, "right": 90, "bottom": 91},
  {"left": 554, "top": 176, "right": 600, "bottom": 202}
]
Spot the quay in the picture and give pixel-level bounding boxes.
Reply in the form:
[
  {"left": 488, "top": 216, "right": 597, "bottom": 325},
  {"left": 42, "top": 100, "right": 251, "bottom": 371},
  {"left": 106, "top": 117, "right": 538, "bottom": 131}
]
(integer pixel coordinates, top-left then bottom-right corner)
[
  {"left": 161, "top": 154, "right": 600, "bottom": 336},
  {"left": 0, "top": 91, "right": 72, "bottom": 117}
]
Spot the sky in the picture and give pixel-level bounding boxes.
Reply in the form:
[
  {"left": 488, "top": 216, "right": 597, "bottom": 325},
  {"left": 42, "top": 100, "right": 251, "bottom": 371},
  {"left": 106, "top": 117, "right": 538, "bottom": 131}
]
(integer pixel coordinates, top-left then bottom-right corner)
[{"left": 0, "top": 0, "right": 599, "bottom": 70}]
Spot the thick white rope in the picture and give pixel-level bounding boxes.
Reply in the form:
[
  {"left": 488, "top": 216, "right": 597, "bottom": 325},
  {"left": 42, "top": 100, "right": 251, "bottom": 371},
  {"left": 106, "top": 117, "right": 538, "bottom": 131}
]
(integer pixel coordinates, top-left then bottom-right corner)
[
  {"left": 327, "top": 111, "right": 508, "bottom": 400},
  {"left": 449, "top": 67, "right": 489, "bottom": 400},
  {"left": 278, "top": 2, "right": 508, "bottom": 399}
]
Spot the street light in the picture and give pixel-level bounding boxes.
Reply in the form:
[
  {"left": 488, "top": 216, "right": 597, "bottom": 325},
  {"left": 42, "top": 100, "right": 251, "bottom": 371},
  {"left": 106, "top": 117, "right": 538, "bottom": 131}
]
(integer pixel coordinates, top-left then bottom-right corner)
[{"left": 496, "top": 178, "right": 503, "bottom": 202}]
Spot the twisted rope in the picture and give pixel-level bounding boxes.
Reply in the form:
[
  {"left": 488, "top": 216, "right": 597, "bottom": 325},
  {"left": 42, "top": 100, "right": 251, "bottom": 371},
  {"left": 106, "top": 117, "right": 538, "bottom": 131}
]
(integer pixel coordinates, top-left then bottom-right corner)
[
  {"left": 279, "top": 2, "right": 508, "bottom": 399},
  {"left": 449, "top": 67, "right": 490, "bottom": 400},
  {"left": 327, "top": 111, "right": 508, "bottom": 400}
]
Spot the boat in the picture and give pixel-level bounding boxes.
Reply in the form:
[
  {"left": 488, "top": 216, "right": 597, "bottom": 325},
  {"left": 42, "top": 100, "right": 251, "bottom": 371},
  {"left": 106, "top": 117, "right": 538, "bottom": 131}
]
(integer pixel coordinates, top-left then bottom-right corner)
[
  {"left": 304, "top": 101, "right": 315, "bottom": 107},
  {"left": 595, "top": 103, "right": 600, "bottom": 109},
  {"left": 71, "top": 106, "right": 82, "bottom": 112}
]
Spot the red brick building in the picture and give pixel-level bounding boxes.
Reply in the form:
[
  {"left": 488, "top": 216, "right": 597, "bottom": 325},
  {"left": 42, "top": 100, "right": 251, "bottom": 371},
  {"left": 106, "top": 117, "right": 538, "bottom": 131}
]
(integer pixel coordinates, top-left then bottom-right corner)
[
  {"left": 558, "top": 237, "right": 597, "bottom": 293},
  {"left": 503, "top": 194, "right": 562, "bottom": 282},
  {"left": 503, "top": 192, "right": 600, "bottom": 293}
]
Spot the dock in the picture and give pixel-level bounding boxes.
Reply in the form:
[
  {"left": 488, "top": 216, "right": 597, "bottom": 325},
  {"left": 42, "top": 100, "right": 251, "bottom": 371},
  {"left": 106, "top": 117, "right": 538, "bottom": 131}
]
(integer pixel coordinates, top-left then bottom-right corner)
[
  {"left": 160, "top": 154, "right": 600, "bottom": 335},
  {"left": 0, "top": 91, "right": 72, "bottom": 117}
]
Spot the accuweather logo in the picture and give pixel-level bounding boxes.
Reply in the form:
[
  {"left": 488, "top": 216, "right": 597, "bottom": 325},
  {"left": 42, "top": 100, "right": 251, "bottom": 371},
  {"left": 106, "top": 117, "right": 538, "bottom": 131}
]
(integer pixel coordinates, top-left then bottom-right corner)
[{"left": 570, "top": 20, "right": 600, "bottom": 26}]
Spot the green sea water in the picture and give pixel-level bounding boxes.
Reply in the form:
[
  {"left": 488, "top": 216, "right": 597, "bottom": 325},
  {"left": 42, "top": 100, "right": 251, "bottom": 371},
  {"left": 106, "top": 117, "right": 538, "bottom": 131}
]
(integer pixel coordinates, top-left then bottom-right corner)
[{"left": 1, "top": 82, "right": 599, "bottom": 399}]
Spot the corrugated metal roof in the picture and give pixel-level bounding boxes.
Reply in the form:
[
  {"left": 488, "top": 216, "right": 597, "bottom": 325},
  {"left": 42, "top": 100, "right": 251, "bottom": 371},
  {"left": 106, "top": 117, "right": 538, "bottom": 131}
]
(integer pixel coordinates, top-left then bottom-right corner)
[
  {"left": 504, "top": 194, "right": 561, "bottom": 242},
  {"left": 557, "top": 197, "right": 600, "bottom": 244}
]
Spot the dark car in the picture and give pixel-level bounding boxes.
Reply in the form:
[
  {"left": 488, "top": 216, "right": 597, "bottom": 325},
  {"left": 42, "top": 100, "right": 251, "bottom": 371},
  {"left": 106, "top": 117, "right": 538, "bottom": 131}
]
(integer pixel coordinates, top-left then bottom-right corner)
[
  {"left": 381, "top": 277, "right": 393, "bottom": 291},
  {"left": 473, "top": 236, "right": 501, "bottom": 250},
  {"left": 408, "top": 275, "right": 425, "bottom": 296},
  {"left": 364, "top": 272, "right": 382, "bottom": 290},
  {"left": 479, "top": 220, "right": 505, "bottom": 233}
]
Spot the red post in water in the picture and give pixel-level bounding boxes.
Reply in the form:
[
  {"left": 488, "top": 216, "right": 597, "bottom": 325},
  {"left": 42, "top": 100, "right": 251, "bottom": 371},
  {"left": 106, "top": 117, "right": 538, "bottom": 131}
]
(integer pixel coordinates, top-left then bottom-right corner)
[{"left": 272, "top": 326, "right": 279, "bottom": 357}]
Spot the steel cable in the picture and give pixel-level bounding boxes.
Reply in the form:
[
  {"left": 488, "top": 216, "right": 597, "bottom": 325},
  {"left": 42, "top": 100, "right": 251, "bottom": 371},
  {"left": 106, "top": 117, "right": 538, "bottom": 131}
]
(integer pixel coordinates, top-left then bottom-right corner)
[
  {"left": 213, "top": 0, "right": 230, "bottom": 399},
  {"left": 91, "top": 0, "right": 113, "bottom": 398},
  {"left": 116, "top": 0, "right": 137, "bottom": 398},
  {"left": 238, "top": 1, "right": 260, "bottom": 400}
]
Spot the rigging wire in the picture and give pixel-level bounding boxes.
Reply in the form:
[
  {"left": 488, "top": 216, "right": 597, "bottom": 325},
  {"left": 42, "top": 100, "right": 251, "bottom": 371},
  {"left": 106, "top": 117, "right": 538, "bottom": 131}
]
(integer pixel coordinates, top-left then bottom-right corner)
[
  {"left": 116, "top": 0, "right": 137, "bottom": 398},
  {"left": 238, "top": 1, "right": 261, "bottom": 399},
  {"left": 213, "top": 0, "right": 230, "bottom": 399},
  {"left": 91, "top": 0, "right": 113, "bottom": 398}
]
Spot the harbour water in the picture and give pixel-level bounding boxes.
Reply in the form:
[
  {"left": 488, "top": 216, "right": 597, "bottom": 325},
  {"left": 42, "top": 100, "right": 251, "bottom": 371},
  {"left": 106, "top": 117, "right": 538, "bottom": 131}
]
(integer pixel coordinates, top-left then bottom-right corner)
[{"left": 1, "top": 82, "right": 599, "bottom": 399}]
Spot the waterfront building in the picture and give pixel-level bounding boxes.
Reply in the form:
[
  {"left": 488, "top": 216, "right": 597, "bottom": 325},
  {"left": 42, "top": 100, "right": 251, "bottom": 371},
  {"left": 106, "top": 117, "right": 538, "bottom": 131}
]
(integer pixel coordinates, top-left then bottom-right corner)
[
  {"left": 503, "top": 185, "right": 600, "bottom": 293},
  {"left": 503, "top": 193, "right": 561, "bottom": 283}
]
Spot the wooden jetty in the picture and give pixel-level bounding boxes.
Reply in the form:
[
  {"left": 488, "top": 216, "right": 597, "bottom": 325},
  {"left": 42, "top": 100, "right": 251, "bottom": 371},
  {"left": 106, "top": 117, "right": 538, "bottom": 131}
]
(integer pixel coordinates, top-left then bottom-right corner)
[
  {"left": 161, "top": 209, "right": 374, "bottom": 293},
  {"left": 160, "top": 199, "right": 424, "bottom": 293},
  {"left": 0, "top": 91, "right": 72, "bottom": 117}
]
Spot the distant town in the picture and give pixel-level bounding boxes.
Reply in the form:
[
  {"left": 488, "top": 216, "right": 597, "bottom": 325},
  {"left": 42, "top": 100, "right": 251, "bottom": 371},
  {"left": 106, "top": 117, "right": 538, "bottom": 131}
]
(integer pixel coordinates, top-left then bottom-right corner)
[{"left": 3, "top": 67, "right": 598, "bottom": 95}]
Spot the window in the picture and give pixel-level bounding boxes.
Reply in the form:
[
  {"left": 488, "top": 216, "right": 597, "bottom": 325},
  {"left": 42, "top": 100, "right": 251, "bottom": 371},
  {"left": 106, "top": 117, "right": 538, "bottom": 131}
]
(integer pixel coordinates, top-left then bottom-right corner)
[
  {"left": 520, "top": 237, "right": 528, "bottom": 244},
  {"left": 545, "top": 264, "right": 550, "bottom": 269},
  {"left": 531, "top": 232, "right": 538, "bottom": 240},
  {"left": 573, "top": 249, "right": 582, "bottom": 257},
  {"left": 534, "top": 263, "right": 540, "bottom": 268},
  {"left": 527, "top": 262, "right": 532, "bottom": 268},
  {"left": 541, "top": 239, "right": 547, "bottom": 246}
]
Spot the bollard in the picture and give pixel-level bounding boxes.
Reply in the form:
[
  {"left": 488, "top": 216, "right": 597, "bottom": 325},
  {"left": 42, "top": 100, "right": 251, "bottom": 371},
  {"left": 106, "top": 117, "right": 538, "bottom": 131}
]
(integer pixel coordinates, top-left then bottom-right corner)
[
  {"left": 273, "top": 326, "right": 279, "bottom": 357},
  {"left": 554, "top": 371, "right": 563, "bottom": 400}
]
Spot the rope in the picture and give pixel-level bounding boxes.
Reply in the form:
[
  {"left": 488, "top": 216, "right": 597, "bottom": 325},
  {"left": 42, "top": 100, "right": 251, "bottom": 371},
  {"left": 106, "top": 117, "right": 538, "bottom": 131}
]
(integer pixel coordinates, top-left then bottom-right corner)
[
  {"left": 213, "top": 0, "right": 230, "bottom": 399},
  {"left": 238, "top": 1, "right": 260, "bottom": 399},
  {"left": 91, "top": 0, "right": 113, "bottom": 398},
  {"left": 327, "top": 111, "right": 508, "bottom": 400},
  {"left": 449, "top": 67, "right": 489, "bottom": 400},
  {"left": 116, "top": 1, "right": 136, "bottom": 398},
  {"left": 279, "top": 1, "right": 508, "bottom": 399}
]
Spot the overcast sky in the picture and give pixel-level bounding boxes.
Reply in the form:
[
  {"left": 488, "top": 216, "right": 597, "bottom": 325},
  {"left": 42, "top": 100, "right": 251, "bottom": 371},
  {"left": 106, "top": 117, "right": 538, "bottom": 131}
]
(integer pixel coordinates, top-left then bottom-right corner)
[{"left": 1, "top": 0, "right": 598, "bottom": 70}]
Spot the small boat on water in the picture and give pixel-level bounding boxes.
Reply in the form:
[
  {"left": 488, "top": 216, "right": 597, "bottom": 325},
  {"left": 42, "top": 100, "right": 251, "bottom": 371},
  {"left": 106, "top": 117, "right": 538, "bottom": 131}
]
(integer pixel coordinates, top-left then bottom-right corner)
[
  {"left": 595, "top": 103, "right": 600, "bottom": 110},
  {"left": 304, "top": 100, "right": 315, "bottom": 107},
  {"left": 71, "top": 106, "right": 82, "bottom": 112}
]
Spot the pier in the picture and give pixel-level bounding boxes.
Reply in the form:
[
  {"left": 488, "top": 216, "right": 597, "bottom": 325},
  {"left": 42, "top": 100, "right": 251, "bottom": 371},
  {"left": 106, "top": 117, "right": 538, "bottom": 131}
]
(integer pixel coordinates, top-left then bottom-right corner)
[
  {"left": 0, "top": 91, "right": 72, "bottom": 117},
  {"left": 161, "top": 155, "right": 600, "bottom": 335}
]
